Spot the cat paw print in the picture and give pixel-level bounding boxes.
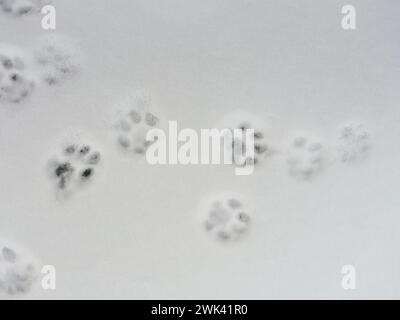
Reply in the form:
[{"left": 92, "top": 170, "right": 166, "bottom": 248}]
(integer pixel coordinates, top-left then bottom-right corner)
[
  {"left": 218, "top": 110, "right": 272, "bottom": 168},
  {"left": 0, "top": 0, "right": 49, "bottom": 16},
  {"left": 113, "top": 92, "right": 161, "bottom": 157},
  {"left": 286, "top": 135, "right": 325, "bottom": 180},
  {"left": 337, "top": 122, "right": 371, "bottom": 164},
  {"left": 116, "top": 109, "right": 160, "bottom": 155},
  {"left": 0, "top": 46, "right": 35, "bottom": 103},
  {"left": 199, "top": 193, "right": 252, "bottom": 242},
  {"left": 0, "top": 239, "right": 38, "bottom": 295},
  {"left": 47, "top": 142, "right": 102, "bottom": 197},
  {"left": 33, "top": 35, "right": 80, "bottom": 86}
]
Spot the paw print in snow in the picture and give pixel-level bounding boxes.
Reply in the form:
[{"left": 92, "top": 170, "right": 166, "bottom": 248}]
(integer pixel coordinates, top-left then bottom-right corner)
[
  {"left": 218, "top": 110, "right": 272, "bottom": 168},
  {"left": 113, "top": 92, "right": 161, "bottom": 157},
  {"left": 0, "top": 46, "right": 35, "bottom": 103},
  {"left": 0, "top": 0, "right": 50, "bottom": 16},
  {"left": 47, "top": 142, "right": 102, "bottom": 197},
  {"left": 116, "top": 109, "right": 160, "bottom": 155},
  {"left": 0, "top": 239, "right": 38, "bottom": 296},
  {"left": 33, "top": 35, "right": 80, "bottom": 86},
  {"left": 199, "top": 192, "right": 252, "bottom": 242},
  {"left": 337, "top": 122, "right": 371, "bottom": 164},
  {"left": 286, "top": 135, "right": 324, "bottom": 180}
]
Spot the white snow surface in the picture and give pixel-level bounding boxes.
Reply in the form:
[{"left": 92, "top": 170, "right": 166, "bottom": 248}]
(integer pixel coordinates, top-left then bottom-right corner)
[{"left": 0, "top": 0, "right": 399, "bottom": 299}]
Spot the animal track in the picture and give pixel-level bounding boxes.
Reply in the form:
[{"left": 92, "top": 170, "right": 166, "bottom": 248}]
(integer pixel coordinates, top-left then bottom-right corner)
[
  {"left": 114, "top": 92, "right": 161, "bottom": 156},
  {"left": 218, "top": 111, "right": 271, "bottom": 168},
  {"left": 0, "top": 0, "right": 49, "bottom": 16},
  {"left": 33, "top": 35, "right": 80, "bottom": 86},
  {"left": 199, "top": 192, "right": 251, "bottom": 242},
  {"left": 286, "top": 135, "right": 325, "bottom": 179},
  {"left": 0, "top": 45, "right": 35, "bottom": 103},
  {"left": 0, "top": 239, "right": 38, "bottom": 295},
  {"left": 337, "top": 122, "right": 371, "bottom": 164},
  {"left": 47, "top": 141, "right": 102, "bottom": 197}
]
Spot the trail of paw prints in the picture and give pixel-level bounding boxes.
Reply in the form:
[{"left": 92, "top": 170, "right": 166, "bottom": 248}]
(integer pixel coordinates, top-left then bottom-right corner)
[
  {"left": 218, "top": 110, "right": 273, "bottom": 169},
  {"left": 286, "top": 135, "right": 325, "bottom": 180},
  {"left": 336, "top": 122, "right": 371, "bottom": 164},
  {"left": 0, "top": 0, "right": 50, "bottom": 16},
  {"left": 0, "top": 36, "right": 81, "bottom": 105},
  {"left": 33, "top": 34, "right": 81, "bottom": 86},
  {"left": 198, "top": 192, "right": 252, "bottom": 242},
  {"left": 47, "top": 138, "right": 103, "bottom": 199},
  {"left": 112, "top": 91, "right": 162, "bottom": 157},
  {"left": 0, "top": 238, "right": 39, "bottom": 296},
  {"left": 0, "top": 44, "right": 35, "bottom": 104}
]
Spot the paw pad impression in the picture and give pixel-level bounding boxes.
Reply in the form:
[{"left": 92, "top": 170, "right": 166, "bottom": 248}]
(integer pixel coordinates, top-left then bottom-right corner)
[
  {"left": 0, "top": 238, "right": 39, "bottom": 296},
  {"left": 199, "top": 192, "right": 252, "bottom": 242},
  {"left": 47, "top": 139, "right": 103, "bottom": 198},
  {"left": 0, "top": 45, "right": 35, "bottom": 103},
  {"left": 286, "top": 135, "right": 325, "bottom": 179}
]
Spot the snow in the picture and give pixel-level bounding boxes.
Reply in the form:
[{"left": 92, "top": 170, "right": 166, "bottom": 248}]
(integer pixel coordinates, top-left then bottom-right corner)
[{"left": 0, "top": 0, "right": 399, "bottom": 299}]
